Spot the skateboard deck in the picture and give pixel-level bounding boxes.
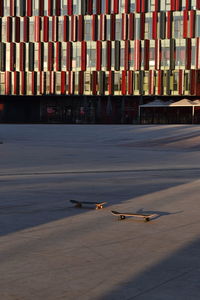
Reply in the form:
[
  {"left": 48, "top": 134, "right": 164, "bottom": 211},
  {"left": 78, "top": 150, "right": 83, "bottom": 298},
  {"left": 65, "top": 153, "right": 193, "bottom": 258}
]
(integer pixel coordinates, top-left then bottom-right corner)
[
  {"left": 111, "top": 210, "right": 155, "bottom": 222},
  {"left": 70, "top": 200, "right": 106, "bottom": 209}
]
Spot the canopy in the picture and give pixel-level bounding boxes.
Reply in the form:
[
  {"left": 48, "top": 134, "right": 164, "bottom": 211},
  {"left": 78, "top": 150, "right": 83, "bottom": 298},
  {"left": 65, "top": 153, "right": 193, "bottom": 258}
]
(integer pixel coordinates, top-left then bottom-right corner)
[{"left": 140, "top": 99, "right": 200, "bottom": 107}]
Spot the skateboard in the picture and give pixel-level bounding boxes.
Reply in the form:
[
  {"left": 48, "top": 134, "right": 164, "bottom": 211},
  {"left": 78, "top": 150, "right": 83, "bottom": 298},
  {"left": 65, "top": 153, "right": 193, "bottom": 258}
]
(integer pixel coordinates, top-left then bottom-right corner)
[
  {"left": 70, "top": 200, "right": 106, "bottom": 209},
  {"left": 111, "top": 210, "right": 155, "bottom": 222}
]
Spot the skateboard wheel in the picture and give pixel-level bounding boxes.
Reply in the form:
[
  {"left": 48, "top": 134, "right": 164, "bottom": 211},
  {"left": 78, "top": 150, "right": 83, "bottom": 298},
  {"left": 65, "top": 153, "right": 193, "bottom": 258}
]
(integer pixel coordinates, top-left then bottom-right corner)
[
  {"left": 120, "top": 215, "right": 125, "bottom": 220},
  {"left": 145, "top": 217, "right": 150, "bottom": 222}
]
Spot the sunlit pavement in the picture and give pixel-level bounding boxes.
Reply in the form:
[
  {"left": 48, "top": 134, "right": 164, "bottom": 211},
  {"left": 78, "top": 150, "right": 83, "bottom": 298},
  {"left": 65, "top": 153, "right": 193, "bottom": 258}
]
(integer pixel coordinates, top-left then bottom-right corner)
[{"left": 1, "top": 125, "right": 200, "bottom": 300}]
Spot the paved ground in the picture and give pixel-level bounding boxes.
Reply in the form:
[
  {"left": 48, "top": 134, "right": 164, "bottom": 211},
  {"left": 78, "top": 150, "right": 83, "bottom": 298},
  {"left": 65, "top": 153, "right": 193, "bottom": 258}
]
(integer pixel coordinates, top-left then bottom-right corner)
[{"left": 1, "top": 125, "right": 200, "bottom": 299}]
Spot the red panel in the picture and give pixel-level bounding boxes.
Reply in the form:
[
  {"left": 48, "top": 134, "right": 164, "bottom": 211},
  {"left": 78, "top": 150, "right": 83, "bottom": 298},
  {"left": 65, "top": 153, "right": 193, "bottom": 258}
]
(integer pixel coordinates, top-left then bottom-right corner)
[
  {"left": 183, "top": 10, "right": 188, "bottom": 38},
  {"left": 68, "top": 71, "right": 74, "bottom": 94},
  {"left": 178, "top": 70, "right": 183, "bottom": 95},
  {"left": 56, "top": 42, "right": 61, "bottom": 71},
  {"left": 39, "top": 72, "right": 44, "bottom": 94},
  {"left": 170, "top": 0, "right": 175, "bottom": 11},
  {"left": 107, "top": 41, "right": 111, "bottom": 71},
  {"left": 92, "top": 71, "right": 98, "bottom": 95},
  {"left": 122, "top": 14, "right": 128, "bottom": 40},
  {"left": 34, "top": 16, "right": 41, "bottom": 42},
  {"left": 96, "top": 0, "right": 101, "bottom": 14},
  {"left": 175, "top": 0, "right": 181, "bottom": 10},
  {"left": 66, "top": 42, "right": 72, "bottom": 71},
  {"left": 92, "top": 15, "right": 97, "bottom": 41},
  {"left": 140, "top": 13, "right": 145, "bottom": 40},
  {"left": 134, "top": 40, "right": 141, "bottom": 70},
  {"left": 196, "top": 38, "right": 200, "bottom": 69},
  {"left": 186, "top": 0, "right": 191, "bottom": 10},
  {"left": 27, "top": 0, "right": 32, "bottom": 16},
  {"left": 48, "top": 42, "right": 54, "bottom": 71},
  {"left": 21, "top": 72, "right": 26, "bottom": 95},
  {"left": 108, "top": 71, "right": 113, "bottom": 95},
  {"left": 197, "top": 0, "right": 200, "bottom": 9},
  {"left": 71, "top": 16, "right": 77, "bottom": 42},
  {"left": 167, "top": 11, "right": 172, "bottom": 39},
  {"left": 10, "top": 43, "right": 16, "bottom": 71},
  {"left": 7, "top": 17, "right": 12, "bottom": 42},
  {"left": 20, "top": 43, "right": 25, "bottom": 71},
  {"left": 96, "top": 41, "right": 102, "bottom": 71},
  {"left": 10, "top": 0, "right": 16, "bottom": 16},
  {"left": 121, "top": 70, "right": 127, "bottom": 95},
  {"left": 157, "top": 70, "right": 163, "bottom": 95},
  {"left": 15, "top": 17, "right": 20, "bottom": 43},
  {"left": 67, "top": 0, "right": 73, "bottom": 15},
  {"left": 155, "top": 0, "right": 159, "bottom": 11},
  {"left": 186, "top": 38, "right": 191, "bottom": 69},
  {"left": 100, "top": 15, "right": 106, "bottom": 41},
  {"left": 128, "top": 13, "right": 134, "bottom": 40},
  {"left": 124, "top": 40, "right": 129, "bottom": 70},
  {"left": 88, "top": 0, "right": 93, "bottom": 14},
  {"left": 128, "top": 71, "right": 133, "bottom": 94},
  {"left": 0, "top": 0, "right": 3, "bottom": 16},
  {"left": 141, "top": 0, "right": 147, "bottom": 12},
  {"left": 78, "top": 71, "right": 84, "bottom": 94},
  {"left": 43, "top": 17, "right": 49, "bottom": 42},
  {"left": 149, "top": 70, "right": 154, "bottom": 95},
  {"left": 31, "top": 72, "right": 36, "bottom": 95},
  {"left": 190, "top": 10, "right": 195, "bottom": 38},
  {"left": 55, "top": 0, "right": 60, "bottom": 15},
  {"left": 152, "top": 12, "right": 157, "bottom": 39},
  {"left": 110, "top": 14, "right": 115, "bottom": 41},
  {"left": 63, "top": 16, "right": 68, "bottom": 42},
  {"left": 190, "top": 70, "right": 196, "bottom": 95},
  {"left": 114, "top": 0, "right": 119, "bottom": 13},
  {"left": 14, "top": 71, "right": 19, "bottom": 94},
  {"left": 144, "top": 40, "right": 149, "bottom": 70},
  {"left": 135, "top": 0, "right": 141, "bottom": 13},
  {"left": 78, "top": 15, "right": 84, "bottom": 41},
  {"left": 50, "top": 71, "right": 55, "bottom": 94},
  {"left": 105, "top": 0, "right": 110, "bottom": 14},
  {"left": 48, "top": 0, "right": 53, "bottom": 16},
  {"left": 125, "top": 0, "right": 129, "bottom": 13},
  {"left": 155, "top": 39, "right": 161, "bottom": 70},
  {"left": 52, "top": 16, "right": 58, "bottom": 42},
  {"left": 5, "top": 72, "right": 11, "bottom": 95},
  {"left": 81, "top": 41, "right": 87, "bottom": 71},
  {"left": 24, "top": 17, "right": 29, "bottom": 42},
  {"left": 39, "top": 0, "right": 44, "bottom": 16}
]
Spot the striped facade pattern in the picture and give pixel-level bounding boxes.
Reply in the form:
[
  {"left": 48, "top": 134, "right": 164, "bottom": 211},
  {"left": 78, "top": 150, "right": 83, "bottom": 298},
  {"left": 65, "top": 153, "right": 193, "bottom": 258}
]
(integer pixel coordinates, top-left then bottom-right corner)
[{"left": 0, "top": 0, "right": 200, "bottom": 96}]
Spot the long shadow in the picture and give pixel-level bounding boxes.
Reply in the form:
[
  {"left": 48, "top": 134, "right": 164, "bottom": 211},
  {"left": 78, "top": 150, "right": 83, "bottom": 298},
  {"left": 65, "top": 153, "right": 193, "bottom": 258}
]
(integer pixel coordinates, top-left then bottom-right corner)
[
  {"left": 135, "top": 208, "right": 183, "bottom": 221},
  {"left": 97, "top": 237, "right": 200, "bottom": 300},
  {"left": 0, "top": 166, "right": 197, "bottom": 236}
]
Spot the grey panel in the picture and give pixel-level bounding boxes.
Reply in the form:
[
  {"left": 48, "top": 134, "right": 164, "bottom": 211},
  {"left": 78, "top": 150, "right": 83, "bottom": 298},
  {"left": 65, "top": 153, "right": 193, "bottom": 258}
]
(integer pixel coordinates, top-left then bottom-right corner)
[
  {"left": 0, "top": 43, "right": 6, "bottom": 71},
  {"left": 166, "top": 70, "right": 171, "bottom": 95},
  {"left": 29, "top": 43, "right": 34, "bottom": 72},
  {"left": 115, "top": 41, "right": 120, "bottom": 71},
  {"left": 160, "top": 12, "right": 166, "bottom": 39},
  {"left": 170, "top": 39, "right": 175, "bottom": 70},
  {"left": 81, "top": 0, "right": 86, "bottom": 15},
  {"left": 99, "top": 71, "right": 105, "bottom": 95},
  {"left": 20, "top": 0, "right": 26, "bottom": 16}
]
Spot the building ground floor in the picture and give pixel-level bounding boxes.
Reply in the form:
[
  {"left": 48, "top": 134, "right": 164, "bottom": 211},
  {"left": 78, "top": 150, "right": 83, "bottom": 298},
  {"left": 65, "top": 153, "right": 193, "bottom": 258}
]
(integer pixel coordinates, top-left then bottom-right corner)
[{"left": 0, "top": 95, "right": 200, "bottom": 124}]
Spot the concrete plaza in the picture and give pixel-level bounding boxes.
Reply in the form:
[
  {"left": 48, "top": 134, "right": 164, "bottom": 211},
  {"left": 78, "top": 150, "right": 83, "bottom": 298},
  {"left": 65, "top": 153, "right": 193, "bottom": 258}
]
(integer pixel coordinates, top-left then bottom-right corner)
[{"left": 1, "top": 124, "right": 200, "bottom": 299}]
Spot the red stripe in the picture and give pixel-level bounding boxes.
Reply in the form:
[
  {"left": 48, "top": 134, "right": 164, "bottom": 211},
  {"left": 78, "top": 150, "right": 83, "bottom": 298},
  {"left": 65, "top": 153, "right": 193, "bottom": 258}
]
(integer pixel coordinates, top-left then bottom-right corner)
[
  {"left": 129, "top": 13, "right": 134, "bottom": 40},
  {"left": 56, "top": 42, "right": 61, "bottom": 71},
  {"left": 15, "top": 17, "right": 20, "bottom": 43},
  {"left": 81, "top": 41, "right": 87, "bottom": 71},
  {"left": 167, "top": 11, "right": 172, "bottom": 39},
  {"left": 10, "top": 43, "right": 16, "bottom": 71},
  {"left": 78, "top": 71, "right": 84, "bottom": 95},
  {"left": 183, "top": 10, "right": 188, "bottom": 38},
  {"left": 48, "top": 42, "right": 53, "bottom": 71},
  {"left": 178, "top": 70, "right": 183, "bottom": 95},
  {"left": 136, "top": 0, "right": 141, "bottom": 13},
  {"left": 140, "top": 13, "right": 145, "bottom": 40},
  {"left": 170, "top": 0, "right": 175, "bottom": 11},
  {"left": 152, "top": 12, "right": 157, "bottom": 39},
  {"left": 63, "top": 16, "right": 68, "bottom": 42},
  {"left": 48, "top": 0, "right": 52, "bottom": 15},
  {"left": 87, "top": 0, "right": 93, "bottom": 14},
  {"left": 96, "top": 41, "right": 102, "bottom": 71},
  {"left": 114, "top": 0, "right": 119, "bottom": 13},
  {"left": 122, "top": 71, "right": 127, "bottom": 95},
  {"left": 96, "top": 0, "right": 101, "bottom": 14},
  {"left": 110, "top": 14, "right": 115, "bottom": 41},
  {"left": 196, "top": 38, "right": 200, "bottom": 69},
  {"left": 197, "top": 0, "right": 200, "bottom": 9},
  {"left": 55, "top": 0, "right": 60, "bottom": 15},
  {"left": 43, "top": 17, "right": 49, "bottom": 42},
  {"left": 125, "top": 0, "right": 129, "bottom": 13},
  {"left": 144, "top": 40, "right": 149, "bottom": 70},
  {"left": 92, "top": 15, "right": 97, "bottom": 41},
  {"left": 50, "top": 71, "right": 55, "bottom": 94},
  {"left": 7, "top": 17, "right": 12, "bottom": 42},
  {"left": 35, "top": 16, "right": 41, "bottom": 42},
  {"left": 38, "top": 43, "right": 43, "bottom": 71},
  {"left": 186, "top": 38, "right": 191, "bottom": 70},
  {"left": 149, "top": 70, "right": 154, "bottom": 95},
  {"left": 105, "top": 0, "right": 110, "bottom": 13},
  {"left": 14, "top": 71, "right": 19, "bottom": 94},
  {"left": 66, "top": 42, "right": 72, "bottom": 71},
  {"left": 92, "top": 71, "right": 98, "bottom": 95},
  {"left": 134, "top": 40, "right": 141, "bottom": 70},
  {"left": 61, "top": 72, "right": 66, "bottom": 94},
  {"left": 190, "top": 70, "right": 196, "bottom": 95},
  {"left": 78, "top": 15, "right": 84, "bottom": 41},
  {"left": 39, "top": 0, "right": 44, "bottom": 16},
  {"left": 20, "top": 43, "right": 25, "bottom": 71},
  {"left": 190, "top": 10, "right": 195, "bottom": 38},
  {"left": 27, "top": 0, "right": 32, "bottom": 16},
  {"left": 157, "top": 70, "right": 163, "bottom": 95},
  {"left": 155, "top": 39, "right": 161, "bottom": 70}
]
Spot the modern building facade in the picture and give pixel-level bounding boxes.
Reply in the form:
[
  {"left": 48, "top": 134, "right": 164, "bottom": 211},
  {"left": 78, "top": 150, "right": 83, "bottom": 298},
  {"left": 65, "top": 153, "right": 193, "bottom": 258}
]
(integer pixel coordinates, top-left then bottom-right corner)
[{"left": 0, "top": 0, "right": 200, "bottom": 123}]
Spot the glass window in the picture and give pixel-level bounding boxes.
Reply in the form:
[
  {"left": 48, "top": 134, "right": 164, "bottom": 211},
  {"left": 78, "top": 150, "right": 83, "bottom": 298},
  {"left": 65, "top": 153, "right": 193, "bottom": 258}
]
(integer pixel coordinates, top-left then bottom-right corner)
[
  {"left": 161, "top": 40, "right": 170, "bottom": 69},
  {"left": 173, "top": 14, "right": 183, "bottom": 39},
  {"left": 130, "top": 0, "right": 135, "bottom": 13},
  {"left": 84, "top": 19, "right": 92, "bottom": 41},
  {"left": 115, "top": 19, "right": 122, "bottom": 40},
  {"left": 175, "top": 40, "right": 185, "bottom": 69}
]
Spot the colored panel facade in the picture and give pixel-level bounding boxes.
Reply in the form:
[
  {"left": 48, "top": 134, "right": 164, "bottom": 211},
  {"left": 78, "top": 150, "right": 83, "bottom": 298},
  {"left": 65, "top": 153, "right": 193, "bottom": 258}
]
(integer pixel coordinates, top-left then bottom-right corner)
[{"left": 0, "top": 1, "right": 199, "bottom": 97}]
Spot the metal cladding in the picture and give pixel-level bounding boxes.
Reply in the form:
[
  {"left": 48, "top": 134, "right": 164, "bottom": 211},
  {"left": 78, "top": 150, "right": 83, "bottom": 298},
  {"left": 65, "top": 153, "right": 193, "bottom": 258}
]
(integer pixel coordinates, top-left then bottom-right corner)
[{"left": 0, "top": 0, "right": 200, "bottom": 96}]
